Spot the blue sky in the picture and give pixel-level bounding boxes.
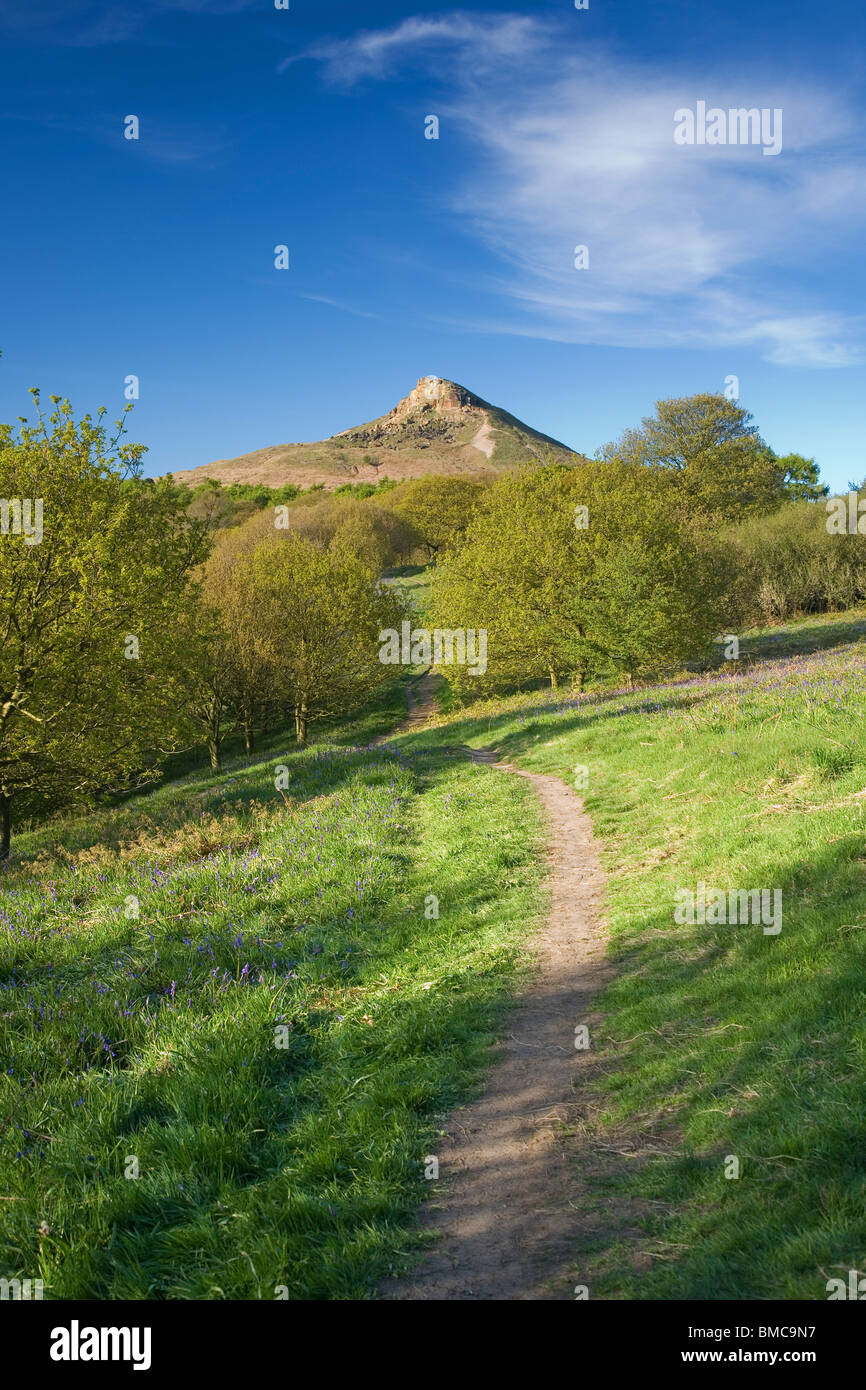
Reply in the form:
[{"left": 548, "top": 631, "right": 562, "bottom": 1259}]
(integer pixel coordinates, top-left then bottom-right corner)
[{"left": 0, "top": 0, "right": 864, "bottom": 489}]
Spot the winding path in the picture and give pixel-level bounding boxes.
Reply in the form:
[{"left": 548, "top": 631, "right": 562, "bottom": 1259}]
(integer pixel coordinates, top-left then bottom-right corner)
[{"left": 379, "top": 672, "right": 612, "bottom": 1300}]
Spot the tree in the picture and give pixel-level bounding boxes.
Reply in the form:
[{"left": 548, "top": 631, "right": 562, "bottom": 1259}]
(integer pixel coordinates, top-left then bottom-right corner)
[
  {"left": 430, "top": 461, "right": 726, "bottom": 697},
  {"left": 232, "top": 533, "right": 405, "bottom": 744},
  {"left": 393, "top": 477, "right": 485, "bottom": 559},
  {"left": 0, "top": 392, "right": 208, "bottom": 860},
  {"left": 185, "top": 607, "right": 235, "bottom": 771},
  {"left": 725, "top": 500, "right": 866, "bottom": 624},
  {"left": 600, "top": 394, "right": 786, "bottom": 521},
  {"left": 773, "top": 453, "right": 828, "bottom": 502},
  {"left": 373, "top": 504, "right": 422, "bottom": 566},
  {"left": 186, "top": 525, "right": 286, "bottom": 767},
  {"left": 327, "top": 507, "right": 391, "bottom": 574}
]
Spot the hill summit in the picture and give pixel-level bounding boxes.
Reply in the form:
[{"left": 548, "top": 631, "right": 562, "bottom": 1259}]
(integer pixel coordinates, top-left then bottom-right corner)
[{"left": 172, "top": 377, "right": 578, "bottom": 490}]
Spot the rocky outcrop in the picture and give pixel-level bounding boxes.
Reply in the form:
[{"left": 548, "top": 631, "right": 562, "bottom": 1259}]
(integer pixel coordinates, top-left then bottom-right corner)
[{"left": 387, "top": 377, "right": 483, "bottom": 418}]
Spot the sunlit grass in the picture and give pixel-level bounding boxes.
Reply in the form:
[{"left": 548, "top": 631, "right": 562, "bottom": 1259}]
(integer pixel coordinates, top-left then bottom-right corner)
[
  {"left": 0, "top": 720, "right": 544, "bottom": 1299},
  {"left": 414, "top": 608, "right": 866, "bottom": 1299}
]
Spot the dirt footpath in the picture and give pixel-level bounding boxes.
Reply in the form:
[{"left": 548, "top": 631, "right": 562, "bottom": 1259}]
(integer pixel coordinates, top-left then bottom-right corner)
[{"left": 377, "top": 676, "right": 615, "bottom": 1299}]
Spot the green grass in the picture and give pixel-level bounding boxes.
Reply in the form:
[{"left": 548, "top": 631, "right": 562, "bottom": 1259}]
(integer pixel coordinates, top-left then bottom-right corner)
[
  {"left": 382, "top": 565, "right": 431, "bottom": 620},
  {"left": 152, "top": 673, "right": 413, "bottom": 790},
  {"left": 7, "top": 606, "right": 866, "bottom": 1302},
  {"left": 707, "top": 608, "right": 866, "bottom": 669},
  {"left": 0, "top": 712, "right": 545, "bottom": 1298},
  {"left": 411, "top": 608, "right": 866, "bottom": 1299}
]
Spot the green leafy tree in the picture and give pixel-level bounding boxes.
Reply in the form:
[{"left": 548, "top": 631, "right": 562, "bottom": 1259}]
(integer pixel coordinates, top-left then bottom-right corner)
[
  {"left": 185, "top": 607, "right": 235, "bottom": 771},
  {"left": 327, "top": 507, "right": 391, "bottom": 574},
  {"left": 600, "top": 394, "right": 786, "bottom": 521},
  {"left": 0, "top": 391, "right": 208, "bottom": 859},
  {"left": 187, "top": 525, "right": 286, "bottom": 766},
  {"left": 394, "top": 477, "right": 485, "bottom": 559},
  {"left": 725, "top": 500, "right": 866, "bottom": 624},
  {"left": 772, "top": 453, "right": 828, "bottom": 502},
  {"left": 431, "top": 461, "right": 726, "bottom": 697},
  {"left": 232, "top": 493, "right": 416, "bottom": 572},
  {"left": 236, "top": 533, "right": 406, "bottom": 744}
]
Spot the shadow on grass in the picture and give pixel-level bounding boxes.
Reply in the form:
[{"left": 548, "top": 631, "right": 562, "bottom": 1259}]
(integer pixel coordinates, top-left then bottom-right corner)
[
  {"left": 376, "top": 652, "right": 866, "bottom": 1298},
  {"left": 3, "top": 675, "right": 416, "bottom": 871},
  {"left": 0, "top": 745, "right": 544, "bottom": 1300},
  {"left": 566, "top": 829, "right": 866, "bottom": 1299}
]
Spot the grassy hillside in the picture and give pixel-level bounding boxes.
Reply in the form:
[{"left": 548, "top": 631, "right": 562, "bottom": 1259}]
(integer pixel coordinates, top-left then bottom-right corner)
[
  {"left": 5, "top": 602, "right": 865, "bottom": 1301},
  {"left": 171, "top": 380, "right": 578, "bottom": 492},
  {"left": 408, "top": 608, "right": 866, "bottom": 1298},
  {"left": 0, "top": 708, "right": 544, "bottom": 1299},
  {"left": 171, "top": 426, "right": 572, "bottom": 492}
]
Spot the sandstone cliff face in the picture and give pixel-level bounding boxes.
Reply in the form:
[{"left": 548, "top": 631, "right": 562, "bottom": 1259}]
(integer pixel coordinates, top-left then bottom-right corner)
[
  {"left": 387, "top": 377, "right": 482, "bottom": 418},
  {"left": 336, "top": 379, "right": 485, "bottom": 451}
]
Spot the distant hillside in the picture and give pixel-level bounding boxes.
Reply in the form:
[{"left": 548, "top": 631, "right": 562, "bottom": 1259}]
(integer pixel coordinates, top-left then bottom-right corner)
[{"left": 172, "top": 377, "right": 581, "bottom": 490}]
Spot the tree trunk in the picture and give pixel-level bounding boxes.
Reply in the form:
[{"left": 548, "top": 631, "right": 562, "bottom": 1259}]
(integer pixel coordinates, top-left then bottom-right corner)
[
  {"left": 572, "top": 668, "right": 585, "bottom": 693},
  {"left": 549, "top": 670, "right": 559, "bottom": 691},
  {"left": 201, "top": 692, "right": 223, "bottom": 769},
  {"left": 295, "top": 700, "right": 308, "bottom": 746},
  {"left": 241, "top": 697, "right": 255, "bottom": 754},
  {"left": 0, "top": 792, "right": 10, "bottom": 863}
]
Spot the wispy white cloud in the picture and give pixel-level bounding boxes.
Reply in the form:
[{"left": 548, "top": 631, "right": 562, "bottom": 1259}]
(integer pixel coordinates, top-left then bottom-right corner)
[
  {"left": 290, "top": 12, "right": 866, "bottom": 367},
  {"left": 297, "top": 293, "right": 382, "bottom": 322},
  {"left": 277, "top": 14, "right": 541, "bottom": 84}
]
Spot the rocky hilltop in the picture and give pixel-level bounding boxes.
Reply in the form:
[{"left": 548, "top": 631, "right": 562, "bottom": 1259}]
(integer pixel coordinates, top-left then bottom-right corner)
[{"left": 172, "top": 377, "right": 579, "bottom": 490}]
